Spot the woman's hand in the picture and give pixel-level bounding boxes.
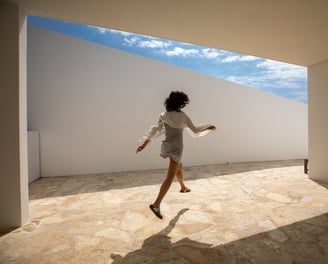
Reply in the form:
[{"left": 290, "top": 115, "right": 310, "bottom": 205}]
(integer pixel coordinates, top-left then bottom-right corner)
[{"left": 136, "top": 140, "right": 150, "bottom": 153}]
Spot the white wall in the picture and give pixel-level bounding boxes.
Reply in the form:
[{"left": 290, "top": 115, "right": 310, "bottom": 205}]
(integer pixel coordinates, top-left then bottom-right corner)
[
  {"left": 28, "top": 131, "right": 40, "bottom": 183},
  {"left": 27, "top": 25, "right": 308, "bottom": 177},
  {"left": 308, "top": 59, "right": 328, "bottom": 182},
  {"left": 0, "top": 3, "right": 29, "bottom": 232}
]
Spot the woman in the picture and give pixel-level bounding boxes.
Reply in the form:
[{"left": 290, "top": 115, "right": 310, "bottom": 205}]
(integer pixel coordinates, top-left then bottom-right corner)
[{"left": 136, "top": 91, "right": 216, "bottom": 219}]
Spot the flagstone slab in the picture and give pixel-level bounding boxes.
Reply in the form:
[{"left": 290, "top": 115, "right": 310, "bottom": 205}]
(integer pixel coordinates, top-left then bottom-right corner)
[{"left": 1, "top": 160, "right": 328, "bottom": 263}]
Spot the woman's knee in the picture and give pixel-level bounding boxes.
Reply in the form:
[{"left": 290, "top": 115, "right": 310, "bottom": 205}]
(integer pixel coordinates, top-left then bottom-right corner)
[
  {"left": 168, "top": 158, "right": 179, "bottom": 172},
  {"left": 176, "top": 163, "right": 183, "bottom": 173}
]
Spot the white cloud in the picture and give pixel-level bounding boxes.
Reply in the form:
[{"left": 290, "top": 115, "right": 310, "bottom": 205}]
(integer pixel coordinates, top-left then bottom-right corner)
[
  {"left": 227, "top": 61, "right": 307, "bottom": 101},
  {"left": 201, "top": 48, "right": 221, "bottom": 59},
  {"left": 256, "top": 59, "right": 307, "bottom": 81},
  {"left": 87, "top": 26, "right": 223, "bottom": 61},
  {"left": 108, "top": 29, "right": 132, "bottom": 36},
  {"left": 138, "top": 40, "right": 171, "bottom": 48},
  {"left": 87, "top": 25, "right": 132, "bottom": 36},
  {"left": 96, "top": 27, "right": 108, "bottom": 34},
  {"left": 226, "top": 75, "right": 268, "bottom": 87},
  {"left": 179, "top": 42, "right": 194, "bottom": 46},
  {"left": 164, "top": 47, "right": 199, "bottom": 57},
  {"left": 225, "top": 58, "right": 307, "bottom": 102},
  {"left": 123, "top": 36, "right": 140, "bottom": 46},
  {"left": 221, "top": 55, "right": 259, "bottom": 63},
  {"left": 239, "top": 55, "right": 259, "bottom": 62},
  {"left": 221, "top": 55, "right": 240, "bottom": 63},
  {"left": 227, "top": 73, "right": 306, "bottom": 90}
]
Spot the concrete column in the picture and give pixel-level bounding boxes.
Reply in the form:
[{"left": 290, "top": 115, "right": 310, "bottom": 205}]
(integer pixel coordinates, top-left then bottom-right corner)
[
  {"left": 0, "top": 2, "right": 28, "bottom": 233},
  {"left": 308, "top": 59, "right": 328, "bottom": 182}
]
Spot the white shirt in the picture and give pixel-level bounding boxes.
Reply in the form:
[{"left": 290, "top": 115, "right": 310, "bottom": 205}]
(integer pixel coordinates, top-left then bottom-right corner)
[{"left": 142, "top": 111, "right": 211, "bottom": 141}]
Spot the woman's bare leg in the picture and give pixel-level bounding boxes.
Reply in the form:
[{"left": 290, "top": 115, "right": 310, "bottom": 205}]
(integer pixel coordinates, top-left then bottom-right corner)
[
  {"left": 176, "top": 163, "right": 190, "bottom": 192},
  {"left": 152, "top": 157, "right": 179, "bottom": 208}
]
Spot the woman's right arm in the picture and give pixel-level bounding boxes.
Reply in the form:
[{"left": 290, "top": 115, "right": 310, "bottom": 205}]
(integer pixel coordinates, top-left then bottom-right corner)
[
  {"left": 136, "top": 139, "right": 150, "bottom": 153},
  {"left": 136, "top": 118, "right": 163, "bottom": 153}
]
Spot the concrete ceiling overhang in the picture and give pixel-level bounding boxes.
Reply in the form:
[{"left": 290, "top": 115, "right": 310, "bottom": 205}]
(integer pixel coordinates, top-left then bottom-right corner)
[{"left": 7, "top": 0, "right": 328, "bottom": 66}]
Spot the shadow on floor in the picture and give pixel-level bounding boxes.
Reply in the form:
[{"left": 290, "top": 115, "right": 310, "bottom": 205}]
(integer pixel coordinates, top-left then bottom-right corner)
[
  {"left": 0, "top": 227, "right": 17, "bottom": 237},
  {"left": 315, "top": 180, "right": 328, "bottom": 190},
  {"left": 111, "top": 211, "right": 328, "bottom": 264},
  {"left": 29, "top": 160, "right": 303, "bottom": 200}
]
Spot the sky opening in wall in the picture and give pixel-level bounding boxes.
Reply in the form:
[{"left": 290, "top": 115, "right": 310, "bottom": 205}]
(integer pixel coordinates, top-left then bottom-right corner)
[{"left": 27, "top": 15, "right": 308, "bottom": 104}]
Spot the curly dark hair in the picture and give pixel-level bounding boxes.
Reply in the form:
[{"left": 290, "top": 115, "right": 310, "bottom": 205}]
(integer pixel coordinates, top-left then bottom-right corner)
[{"left": 164, "top": 91, "right": 190, "bottom": 112}]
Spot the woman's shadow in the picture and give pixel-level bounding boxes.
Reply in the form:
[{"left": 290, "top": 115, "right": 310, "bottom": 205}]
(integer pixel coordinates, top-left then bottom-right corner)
[
  {"left": 110, "top": 210, "right": 328, "bottom": 263},
  {"left": 110, "top": 208, "right": 230, "bottom": 264},
  {"left": 111, "top": 208, "right": 189, "bottom": 263}
]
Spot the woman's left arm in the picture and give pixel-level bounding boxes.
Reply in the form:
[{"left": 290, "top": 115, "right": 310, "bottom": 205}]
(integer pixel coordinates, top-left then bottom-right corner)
[
  {"left": 205, "top": 125, "right": 216, "bottom": 131},
  {"left": 185, "top": 114, "right": 216, "bottom": 133}
]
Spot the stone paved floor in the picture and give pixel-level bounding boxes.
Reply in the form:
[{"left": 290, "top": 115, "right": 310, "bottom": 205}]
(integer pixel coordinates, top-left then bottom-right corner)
[{"left": 1, "top": 160, "right": 328, "bottom": 263}]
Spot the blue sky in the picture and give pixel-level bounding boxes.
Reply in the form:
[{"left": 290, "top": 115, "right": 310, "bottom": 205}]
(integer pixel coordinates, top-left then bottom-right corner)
[{"left": 27, "top": 15, "right": 308, "bottom": 103}]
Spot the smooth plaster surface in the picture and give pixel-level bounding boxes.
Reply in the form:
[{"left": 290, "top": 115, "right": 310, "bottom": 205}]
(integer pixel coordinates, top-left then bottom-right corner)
[
  {"left": 28, "top": 131, "right": 40, "bottom": 183},
  {"left": 0, "top": 2, "right": 29, "bottom": 233},
  {"left": 308, "top": 60, "right": 328, "bottom": 182},
  {"left": 27, "top": 25, "right": 308, "bottom": 177},
  {"left": 8, "top": 0, "right": 328, "bottom": 66},
  {"left": 2, "top": 0, "right": 328, "bottom": 236}
]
